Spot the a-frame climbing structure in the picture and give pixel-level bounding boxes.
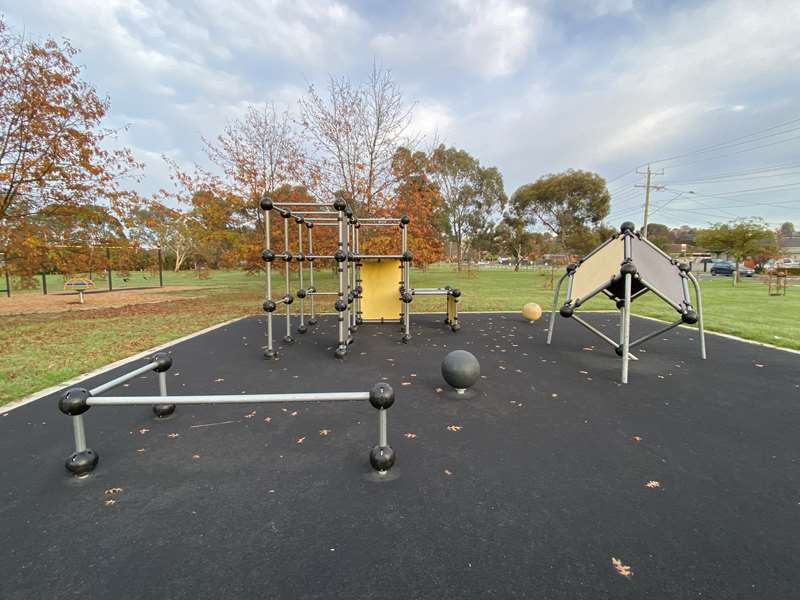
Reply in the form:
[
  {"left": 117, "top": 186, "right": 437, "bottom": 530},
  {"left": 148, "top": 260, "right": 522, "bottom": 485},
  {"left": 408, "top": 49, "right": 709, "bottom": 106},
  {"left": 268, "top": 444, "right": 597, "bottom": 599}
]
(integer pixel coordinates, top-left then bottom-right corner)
[{"left": 546, "top": 222, "right": 706, "bottom": 383}]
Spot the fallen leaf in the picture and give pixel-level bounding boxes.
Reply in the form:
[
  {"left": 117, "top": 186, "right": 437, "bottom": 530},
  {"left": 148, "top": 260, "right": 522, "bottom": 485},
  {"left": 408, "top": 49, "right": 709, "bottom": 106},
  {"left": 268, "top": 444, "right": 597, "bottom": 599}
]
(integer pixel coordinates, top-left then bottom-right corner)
[
  {"left": 264, "top": 417, "right": 272, "bottom": 423},
  {"left": 243, "top": 411, "right": 256, "bottom": 419},
  {"left": 296, "top": 437, "right": 306, "bottom": 444},
  {"left": 319, "top": 429, "right": 332, "bottom": 436},
  {"left": 214, "top": 378, "right": 225, "bottom": 382},
  {"left": 444, "top": 469, "right": 453, "bottom": 476},
  {"left": 167, "top": 433, "right": 179, "bottom": 438},
  {"left": 633, "top": 436, "right": 642, "bottom": 443},
  {"left": 104, "top": 499, "right": 117, "bottom": 507},
  {"left": 447, "top": 425, "right": 463, "bottom": 432},
  {"left": 611, "top": 557, "right": 633, "bottom": 578},
  {"left": 104, "top": 487, "right": 123, "bottom": 495},
  {"left": 192, "top": 454, "right": 201, "bottom": 460},
  {"left": 435, "top": 387, "right": 444, "bottom": 393},
  {"left": 404, "top": 432, "right": 417, "bottom": 439},
  {"left": 644, "top": 480, "right": 661, "bottom": 489},
  {"left": 136, "top": 448, "right": 146, "bottom": 453},
  {"left": 290, "top": 411, "right": 299, "bottom": 417},
  {"left": 138, "top": 428, "right": 150, "bottom": 435}
]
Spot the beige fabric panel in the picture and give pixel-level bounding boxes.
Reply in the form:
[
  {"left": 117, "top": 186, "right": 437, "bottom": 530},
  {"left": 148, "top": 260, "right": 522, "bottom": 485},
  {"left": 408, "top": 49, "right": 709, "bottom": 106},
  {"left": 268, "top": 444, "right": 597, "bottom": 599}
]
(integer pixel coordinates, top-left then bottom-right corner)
[
  {"left": 570, "top": 237, "right": 624, "bottom": 302},
  {"left": 630, "top": 238, "right": 685, "bottom": 308}
]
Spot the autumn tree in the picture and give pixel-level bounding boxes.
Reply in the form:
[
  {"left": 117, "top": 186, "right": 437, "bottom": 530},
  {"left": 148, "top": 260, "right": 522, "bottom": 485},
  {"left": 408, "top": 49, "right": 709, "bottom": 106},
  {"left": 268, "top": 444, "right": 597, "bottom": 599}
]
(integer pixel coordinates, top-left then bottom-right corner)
[
  {"left": 0, "top": 19, "right": 141, "bottom": 254},
  {"left": 512, "top": 170, "right": 610, "bottom": 254},
  {"left": 645, "top": 223, "right": 671, "bottom": 251},
  {"left": 429, "top": 145, "right": 506, "bottom": 269},
  {"left": 779, "top": 221, "right": 795, "bottom": 237},
  {"left": 299, "top": 64, "right": 414, "bottom": 213},
  {"left": 696, "top": 219, "right": 777, "bottom": 286},
  {"left": 129, "top": 203, "right": 194, "bottom": 271}
]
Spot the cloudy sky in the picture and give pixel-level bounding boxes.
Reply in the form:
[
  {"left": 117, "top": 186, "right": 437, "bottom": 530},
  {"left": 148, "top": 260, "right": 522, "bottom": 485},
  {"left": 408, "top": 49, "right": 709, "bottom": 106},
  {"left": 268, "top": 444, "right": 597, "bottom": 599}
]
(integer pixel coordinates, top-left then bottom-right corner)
[{"left": 5, "top": 0, "right": 800, "bottom": 227}]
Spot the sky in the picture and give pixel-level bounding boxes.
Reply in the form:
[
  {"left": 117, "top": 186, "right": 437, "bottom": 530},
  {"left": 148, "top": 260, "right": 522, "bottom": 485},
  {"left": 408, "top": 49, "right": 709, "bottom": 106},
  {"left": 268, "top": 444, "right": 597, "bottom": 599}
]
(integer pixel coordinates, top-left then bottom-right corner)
[{"left": 4, "top": 0, "right": 800, "bottom": 228}]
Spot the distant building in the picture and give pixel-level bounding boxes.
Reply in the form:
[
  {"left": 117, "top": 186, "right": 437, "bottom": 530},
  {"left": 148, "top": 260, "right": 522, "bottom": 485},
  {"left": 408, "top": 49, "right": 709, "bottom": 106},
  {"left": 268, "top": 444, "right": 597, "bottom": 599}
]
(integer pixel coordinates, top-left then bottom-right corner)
[{"left": 780, "top": 234, "right": 800, "bottom": 261}]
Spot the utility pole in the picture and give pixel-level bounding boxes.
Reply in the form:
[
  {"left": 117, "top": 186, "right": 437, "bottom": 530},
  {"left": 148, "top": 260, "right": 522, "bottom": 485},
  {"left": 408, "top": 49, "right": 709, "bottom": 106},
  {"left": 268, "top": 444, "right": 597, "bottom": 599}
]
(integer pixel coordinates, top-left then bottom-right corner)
[{"left": 635, "top": 164, "right": 664, "bottom": 238}]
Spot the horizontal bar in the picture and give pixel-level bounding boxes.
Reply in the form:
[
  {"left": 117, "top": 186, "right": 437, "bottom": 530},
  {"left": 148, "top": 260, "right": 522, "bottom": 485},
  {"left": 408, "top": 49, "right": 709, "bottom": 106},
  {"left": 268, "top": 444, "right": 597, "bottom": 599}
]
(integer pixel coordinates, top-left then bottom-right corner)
[
  {"left": 88, "top": 391, "right": 371, "bottom": 406},
  {"left": 273, "top": 202, "right": 330, "bottom": 207},
  {"left": 412, "top": 290, "right": 452, "bottom": 296},
  {"left": 290, "top": 211, "right": 337, "bottom": 215},
  {"left": 305, "top": 291, "right": 339, "bottom": 296},
  {"left": 90, "top": 361, "right": 158, "bottom": 395},
  {"left": 629, "top": 319, "right": 682, "bottom": 349},
  {"left": 358, "top": 218, "right": 402, "bottom": 223}
]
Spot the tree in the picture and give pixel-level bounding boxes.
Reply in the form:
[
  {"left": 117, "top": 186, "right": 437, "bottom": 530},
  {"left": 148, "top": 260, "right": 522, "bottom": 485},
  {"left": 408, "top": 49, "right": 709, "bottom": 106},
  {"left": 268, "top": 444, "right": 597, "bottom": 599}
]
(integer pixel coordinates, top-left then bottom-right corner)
[
  {"left": 129, "top": 203, "right": 193, "bottom": 271},
  {"left": 0, "top": 20, "right": 141, "bottom": 235},
  {"left": 511, "top": 170, "right": 610, "bottom": 254},
  {"left": 645, "top": 223, "right": 671, "bottom": 251},
  {"left": 696, "top": 219, "right": 777, "bottom": 286},
  {"left": 299, "top": 64, "right": 414, "bottom": 213},
  {"left": 780, "top": 221, "right": 795, "bottom": 237},
  {"left": 429, "top": 145, "right": 507, "bottom": 269}
]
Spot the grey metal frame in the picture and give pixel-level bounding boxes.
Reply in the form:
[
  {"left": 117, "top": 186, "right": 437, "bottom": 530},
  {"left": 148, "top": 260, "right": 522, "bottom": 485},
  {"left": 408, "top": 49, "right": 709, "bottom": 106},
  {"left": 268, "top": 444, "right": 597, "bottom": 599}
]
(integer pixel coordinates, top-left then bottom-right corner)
[{"left": 546, "top": 228, "right": 707, "bottom": 383}]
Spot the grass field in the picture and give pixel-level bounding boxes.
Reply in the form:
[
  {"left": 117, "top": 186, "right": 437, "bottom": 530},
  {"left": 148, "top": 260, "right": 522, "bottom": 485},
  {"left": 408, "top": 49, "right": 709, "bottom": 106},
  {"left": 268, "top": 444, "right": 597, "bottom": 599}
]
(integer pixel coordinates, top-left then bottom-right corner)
[{"left": 1, "top": 265, "right": 798, "bottom": 406}]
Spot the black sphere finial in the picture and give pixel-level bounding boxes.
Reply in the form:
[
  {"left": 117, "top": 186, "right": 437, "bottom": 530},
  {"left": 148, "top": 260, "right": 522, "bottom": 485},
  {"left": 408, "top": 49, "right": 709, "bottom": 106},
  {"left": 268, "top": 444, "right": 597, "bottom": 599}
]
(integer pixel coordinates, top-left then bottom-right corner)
[
  {"left": 369, "top": 383, "right": 395, "bottom": 410},
  {"left": 59, "top": 387, "right": 91, "bottom": 416},
  {"left": 333, "top": 198, "right": 347, "bottom": 211},
  {"left": 260, "top": 195, "right": 273, "bottom": 211},
  {"left": 152, "top": 353, "right": 173, "bottom": 373},
  {"left": 441, "top": 350, "right": 480, "bottom": 393},
  {"left": 620, "top": 221, "right": 635, "bottom": 233}
]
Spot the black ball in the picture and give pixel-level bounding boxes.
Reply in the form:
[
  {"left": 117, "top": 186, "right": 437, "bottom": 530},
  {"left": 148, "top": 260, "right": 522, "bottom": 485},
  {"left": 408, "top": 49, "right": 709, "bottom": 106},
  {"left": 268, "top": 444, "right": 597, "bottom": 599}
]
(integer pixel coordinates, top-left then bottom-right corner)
[
  {"left": 263, "top": 299, "right": 277, "bottom": 312},
  {"left": 678, "top": 262, "right": 692, "bottom": 273},
  {"left": 441, "top": 350, "right": 480, "bottom": 391},
  {"left": 369, "top": 383, "right": 395, "bottom": 409},
  {"left": 682, "top": 309, "right": 698, "bottom": 324},
  {"left": 261, "top": 249, "right": 275, "bottom": 262},
  {"left": 281, "top": 209, "right": 292, "bottom": 219},
  {"left": 334, "top": 249, "right": 347, "bottom": 262},
  {"left": 59, "top": 387, "right": 91, "bottom": 416},
  {"left": 307, "top": 221, "right": 314, "bottom": 229},
  {"left": 264, "top": 349, "right": 277, "bottom": 359},
  {"left": 283, "top": 294, "right": 294, "bottom": 305},
  {"left": 65, "top": 449, "right": 98, "bottom": 475},
  {"left": 344, "top": 207, "right": 353, "bottom": 218},
  {"left": 616, "top": 299, "right": 626, "bottom": 310},
  {"left": 298, "top": 324, "right": 308, "bottom": 334},
  {"left": 283, "top": 335, "right": 295, "bottom": 344},
  {"left": 333, "top": 198, "right": 347, "bottom": 211},
  {"left": 615, "top": 346, "right": 624, "bottom": 357},
  {"left": 295, "top": 216, "right": 304, "bottom": 224},
  {"left": 450, "top": 288, "right": 461, "bottom": 298},
  {"left": 620, "top": 221, "right": 635, "bottom": 233},
  {"left": 259, "top": 195, "right": 273, "bottom": 211},
  {"left": 401, "top": 292, "right": 413, "bottom": 304},
  {"left": 370, "top": 445, "right": 395, "bottom": 472},
  {"left": 347, "top": 292, "right": 354, "bottom": 304},
  {"left": 153, "top": 403, "right": 176, "bottom": 418},
  {"left": 401, "top": 333, "right": 411, "bottom": 343},
  {"left": 402, "top": 251, "right": 413, "bottom": 263},
  {"left": 451, "top": 322, "right": 462, "bottom": 332},
  {"left": 400, "top": 214, "right": 410, "bottom": 225},
  {"left": 335, "top": 298, "right": 348, "bottom": 312},
  {"left": 559, "top": 304, "right": 574, "bottom": 318},
  {"left": 334, "top": 346, "right": 347, "bottom": 359},
  {"left": 152, "top": 353, "right": 173, "bottom": 373},
  {"left": 308, "top": 318, "right": 318, "bottom": 326},
  {"left": 297, "top": 288, "right": 307, "bottom": 298},
  {"left": 620, "top": 261, "right": 637, "bottom": 276},
  {"left": 296, "top": 253, "right": 305, "bottom": 262},
  {"left": 566, "top": 262, "right": 578, "bottom": 273},
  {"left": 282, "top": 251, "right": 293, "bottom": 262}
]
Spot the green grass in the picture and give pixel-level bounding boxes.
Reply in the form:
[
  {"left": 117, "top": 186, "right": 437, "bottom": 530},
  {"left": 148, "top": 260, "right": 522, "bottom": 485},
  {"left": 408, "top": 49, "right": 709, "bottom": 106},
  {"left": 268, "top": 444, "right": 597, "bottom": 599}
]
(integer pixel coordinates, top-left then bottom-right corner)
[{"left": 1, "top": 265, "right": 797, "bottom": 406}]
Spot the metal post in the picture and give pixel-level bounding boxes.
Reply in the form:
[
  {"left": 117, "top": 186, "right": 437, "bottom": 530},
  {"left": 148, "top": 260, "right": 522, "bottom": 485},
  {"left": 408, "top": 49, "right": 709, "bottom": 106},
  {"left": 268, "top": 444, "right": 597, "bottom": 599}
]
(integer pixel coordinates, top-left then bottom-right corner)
[
  {"left": 308, "top": 227, "right": 316, "bottom": 325},
  {"left": 689, "top": 273, "right": 707, "bottom": 359},
  {"left": 265, "top": 208, "right": 275, "bottom": 358},
  {"left": 337, "top": 208, "right": 346, "bottom": 357},
  {"left": 546, "top": 272, "right": 569, "bottom": 345},
  {"left": 106, "top": 246, "right": 113, "bottom": 291},
  {"left": 401, "top": 223, "right": 410, "bottom": 339},
  {"left": 72, "top": 415, "right": 87, "bottom": 452},
  {"left": 158, "top": 248, "right": 164, "bottom": 287},
  {"left": 621, "top": 273, "right": 632, "bottom": 384},
  {"left": 284, "top": 216, "right": 292, "bottom": 342},
  {"left": 378, "top": 409, "right": 388, "bottom": 447},
  {"left": 298, "top": 222, "right": 305, "bottom": 332}
]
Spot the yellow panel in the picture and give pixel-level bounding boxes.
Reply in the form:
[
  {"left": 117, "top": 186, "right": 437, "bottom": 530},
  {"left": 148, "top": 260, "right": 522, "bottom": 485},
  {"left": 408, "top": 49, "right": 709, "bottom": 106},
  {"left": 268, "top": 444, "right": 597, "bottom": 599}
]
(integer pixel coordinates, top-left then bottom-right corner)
[
  {"left": 571, "top": 237, "right": 624, "bottom": 302},
  {"left": 360, "top": 260, "right": 402, "bottom": 320}
]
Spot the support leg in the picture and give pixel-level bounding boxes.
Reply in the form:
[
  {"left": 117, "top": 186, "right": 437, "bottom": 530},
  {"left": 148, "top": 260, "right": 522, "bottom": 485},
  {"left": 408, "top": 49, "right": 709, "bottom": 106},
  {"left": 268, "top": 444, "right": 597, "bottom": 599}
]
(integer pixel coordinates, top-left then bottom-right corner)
[
  {"left": 621, "top": 273, "right": 632, "bottom": 384},
  {"left": 65, "top": 415, "right": 98, "bottom": 475},
  {"left": 546, "top": 273, "right": 568, "bottom": 345},
  {"left": 153, "top": 369, "right": 176, "bottom": 418}
]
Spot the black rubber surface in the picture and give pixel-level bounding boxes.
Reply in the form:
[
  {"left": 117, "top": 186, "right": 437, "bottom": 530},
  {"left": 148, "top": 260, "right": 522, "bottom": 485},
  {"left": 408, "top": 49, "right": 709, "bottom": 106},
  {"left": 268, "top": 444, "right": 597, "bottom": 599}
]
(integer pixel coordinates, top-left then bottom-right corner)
[{"left": 1, "top": 312, "right": 798, "bottom": 599}]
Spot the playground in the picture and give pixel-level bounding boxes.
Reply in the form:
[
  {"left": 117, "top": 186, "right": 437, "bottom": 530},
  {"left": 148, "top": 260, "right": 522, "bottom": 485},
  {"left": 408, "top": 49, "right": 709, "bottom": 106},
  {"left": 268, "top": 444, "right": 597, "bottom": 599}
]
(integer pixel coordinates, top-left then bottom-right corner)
[{"left": 1, "top": 310, "right": 798, "bottom": 598}]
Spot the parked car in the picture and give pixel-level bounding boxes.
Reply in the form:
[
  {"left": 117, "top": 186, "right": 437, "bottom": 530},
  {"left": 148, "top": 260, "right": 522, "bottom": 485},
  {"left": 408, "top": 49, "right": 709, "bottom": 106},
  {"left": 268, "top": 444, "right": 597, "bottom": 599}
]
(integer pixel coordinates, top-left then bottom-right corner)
[{"left": 710, "top": 262, "right": 754, "bottom": 277}]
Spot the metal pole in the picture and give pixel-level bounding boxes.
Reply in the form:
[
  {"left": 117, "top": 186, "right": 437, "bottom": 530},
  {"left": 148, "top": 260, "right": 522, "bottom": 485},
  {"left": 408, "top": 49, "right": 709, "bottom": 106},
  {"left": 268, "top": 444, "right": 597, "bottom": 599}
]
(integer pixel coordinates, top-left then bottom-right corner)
[
  {"left": 89, "top": 391, "right": 372, "bottom": 405},
  {"left": 378, "top": 409, "right": 388, "bottom": 447},
  {"left": 284, "top": 216, "right": 292, "bottom": 342},
  {"left": 546, "top": 272, "right": 569, "bottom": 344},
  {"left": 309, "top": 227, "right": 316, "bottom": 324},
  {"left": 89, "top": 361, "right": 159, "bottom": 395},
  {"left": 337, "top": 208, "right": 346, "bottom": 356},
  {"left": 689, "top": 273, "right": 707, "bottom": 359},
  {"left": 298, "top": 222, "right": 305, "bottom": 332},
  {"left": 628, "top": 319, "right": 682, "bottom": 349},
  {"left": 621, "top": 273, "right": 632, "bottom": 384},
  {"left": 158, "top": 370, "right": 167, "bottom": 396},
  {"left": 72, "top": 415, "right": 87, "bottom": 452},
  {"left": 265, "top": 209, "right": 274, "bottom": 357}
]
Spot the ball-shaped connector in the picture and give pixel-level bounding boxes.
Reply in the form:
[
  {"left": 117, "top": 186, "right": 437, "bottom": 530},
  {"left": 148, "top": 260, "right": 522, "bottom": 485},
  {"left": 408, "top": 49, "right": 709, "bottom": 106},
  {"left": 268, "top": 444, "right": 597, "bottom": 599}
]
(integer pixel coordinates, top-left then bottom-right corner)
[
  {"left": 450, "top": 288, "right": 461, "bottom": 298},
  {"left": 298, "top": 324, "right": 308, "bottom": 334},
  {"left": 333, "top": 198, "right": 347, "bottom": 211},
  {"left": 280, "top": 209, "right": 292, "bottom": 219},
  {"left": 369, "top": 382, "right": 395, "bottom": 410},
  {"left": 263, "top": 299, "right": 277, "bottom": 313},
  {"left": 297, "top": 288, "right": 307, "bottom": 299},
  {"left": 354, "top": 285, "right": 363, "bottom": 296},
  {"left": 369, "top": 445, "right": 395, "bottom": 472},
  {"left": 259, "top": 195, "right": 273, "bottom": 211},
  {"left": 261, "top": 249, "right": 275, "bottom": 262},
  {"left": 451, "top": 322, "right": 462, "bottom": 332},
  {"left": 347, "top": 251, "right": 356, "bottom": 262},
  {"left": 402, "top": 251, "right": 413, "bottom": 263},
  {"left": 682, "top": 309, "right": 698, "bottom": 325},
  {"left": 566, "top": 262, "right": 578, "bottom": 274},
  {"left": 620, "top": 261, "right": 637, "bottom": 276},
  {"left": 355, "top": 316, "right": 363, "bottom": 326},
  {"left": 616, "top": 299, "right": 626, "bottom": 310},
  {"left": 559, "top": 304, "right": 574, "bottom": 318},
  {"left": 615, "top": 346, "right": 624, "bottom": 357},
  {"left": 620, "top": 221, "right": 636, "bottom": 233},
  {"left": 335, "top": 298, "right": 348, "bottom": 312},
  {"left": 334, "top": 346, "right": 347, "bottom": 359},
  {"left": 441, "top": 350, "right": 480, "bottom": 393},
  {"left": 296, "top": 253, "right": 305, "bottom": 262},
  {"left": 282, "top": 251, "right": 293, "bottom": 262},
  {"left": 283, "top": 335, "right": 295, "bottom": 344},
  {"left": 153, "top": 403, "right": 176, "bottom": 418},
  {"left": 334, "top": 249, "right": 347, "bottom": 263},
  {"left": 347, "top": 292, "right": 354, "bottom": 304},
  {"left": 401, "top": 291, "right": 413, "bottom": 304},
  {"left": 401, "top": 333, "right": 411, "bottom": 343},
  {"left": 65, "top": 449, "right": 99, "bottom": 475},
  {"left": 295, "top": 216, "right": 304, "bottom": 224},
  {"left": 307, "top": 255, "right": 315, "bottom": 262},
  {"left": 678, "top": 262, "right": 692, "bottom": 273},
  {"left": 59, "top": 387, "right": 91, "bottom": 416},
  {"left": 306, "top": 221, "right": 314, "bottom": 229},
  {"left": 344, "top": 207, "right": 353, "bottom": 218},
  {"left": 152, "top": 353, "right": 173, "bottom": 373},
  {"left": 283, "top": 294, "right": 294, "bottom": 305},
  {"left": 400, "top": 214, "right": 410, "bottom": 226},
  {"left": 264, "top": 348, "right": 277, "bottom": 359},
  {"left": 308, "top": 318, "right": 318, "bottom": 326}
]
